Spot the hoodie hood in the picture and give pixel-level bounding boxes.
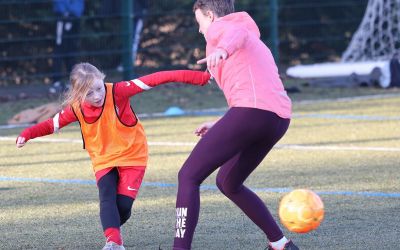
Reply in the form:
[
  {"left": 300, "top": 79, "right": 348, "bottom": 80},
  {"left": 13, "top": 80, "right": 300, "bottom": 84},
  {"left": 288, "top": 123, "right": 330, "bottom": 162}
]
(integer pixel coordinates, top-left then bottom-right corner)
[{"left": 212, "top": 11, "right": 260, "bottom": 38}]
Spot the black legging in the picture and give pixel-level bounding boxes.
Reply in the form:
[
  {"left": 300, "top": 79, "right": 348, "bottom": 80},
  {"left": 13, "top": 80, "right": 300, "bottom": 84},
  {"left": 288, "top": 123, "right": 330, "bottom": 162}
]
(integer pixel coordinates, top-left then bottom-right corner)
[
  {"left": 97, "top": 168, "right": 134, "bottom": 230},
  {"left": 174, "top": 107, "right": 290, "bottom": 249}
]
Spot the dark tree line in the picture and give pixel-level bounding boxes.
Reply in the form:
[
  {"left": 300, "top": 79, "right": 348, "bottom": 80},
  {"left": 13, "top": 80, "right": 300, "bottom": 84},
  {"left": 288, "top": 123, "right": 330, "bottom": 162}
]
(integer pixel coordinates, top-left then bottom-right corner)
[{"left": 0, "top": 0, "right": 368, "bottom": 86}]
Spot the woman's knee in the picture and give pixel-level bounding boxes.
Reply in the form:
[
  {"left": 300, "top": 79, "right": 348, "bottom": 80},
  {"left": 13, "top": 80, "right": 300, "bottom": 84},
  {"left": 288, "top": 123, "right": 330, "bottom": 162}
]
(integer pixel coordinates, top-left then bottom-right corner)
[
  {"left": 216, "top": 174, "right": 241, "bottom": 196},
  {"left": 178, "top": 165, "right": 201, "bottom": 185},
  {"left": 215, "top": 173, "right": 224, "bottom": 192}
]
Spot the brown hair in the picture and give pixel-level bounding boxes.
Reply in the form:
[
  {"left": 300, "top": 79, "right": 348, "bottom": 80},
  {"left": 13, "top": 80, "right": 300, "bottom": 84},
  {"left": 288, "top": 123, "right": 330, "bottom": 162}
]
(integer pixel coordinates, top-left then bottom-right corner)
[
  {"left": 62, "top": 62, "right": 105, "bottom": 107},
  {"left": 193, "top": 0, "right": 235, "bottom": 17}
]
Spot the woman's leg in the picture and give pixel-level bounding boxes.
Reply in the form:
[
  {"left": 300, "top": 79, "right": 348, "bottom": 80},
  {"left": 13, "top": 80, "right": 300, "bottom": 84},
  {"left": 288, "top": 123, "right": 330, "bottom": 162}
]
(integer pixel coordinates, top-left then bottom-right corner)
[
  {"left": 215, "top": 114, "right": 289, "bottom": 242},
  {"left": 217, "top": 125, "right": 283, "bottom": 242},
  {"left": 173, "top": 108, "right": 282, "bottom": 250}
]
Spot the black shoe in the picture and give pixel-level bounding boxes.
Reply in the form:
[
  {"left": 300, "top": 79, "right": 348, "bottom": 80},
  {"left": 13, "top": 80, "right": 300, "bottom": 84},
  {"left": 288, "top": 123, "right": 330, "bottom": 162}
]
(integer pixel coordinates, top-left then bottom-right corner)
[{"left": 267, "top": 240, "right": 299, "bottom": 250}]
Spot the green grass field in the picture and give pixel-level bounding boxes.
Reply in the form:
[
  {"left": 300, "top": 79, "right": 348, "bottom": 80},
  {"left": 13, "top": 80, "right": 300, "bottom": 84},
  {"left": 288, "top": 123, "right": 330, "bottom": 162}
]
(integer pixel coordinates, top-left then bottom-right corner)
[{"left": 1, "top": 91, "right": 399, "bottom": 249}]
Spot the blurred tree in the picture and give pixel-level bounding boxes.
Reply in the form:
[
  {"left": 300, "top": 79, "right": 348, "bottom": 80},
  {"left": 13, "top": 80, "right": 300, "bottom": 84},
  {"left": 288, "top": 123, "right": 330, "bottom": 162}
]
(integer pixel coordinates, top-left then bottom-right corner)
[{"left": 0, "top": 0, "right": 369, "bottom": 86}]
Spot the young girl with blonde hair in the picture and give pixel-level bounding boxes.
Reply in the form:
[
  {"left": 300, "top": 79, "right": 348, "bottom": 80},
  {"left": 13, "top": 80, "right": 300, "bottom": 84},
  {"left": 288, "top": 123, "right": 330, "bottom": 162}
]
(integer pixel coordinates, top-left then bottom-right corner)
[{"left": 16, "top": 62, "right": 210, "bottom": 250}]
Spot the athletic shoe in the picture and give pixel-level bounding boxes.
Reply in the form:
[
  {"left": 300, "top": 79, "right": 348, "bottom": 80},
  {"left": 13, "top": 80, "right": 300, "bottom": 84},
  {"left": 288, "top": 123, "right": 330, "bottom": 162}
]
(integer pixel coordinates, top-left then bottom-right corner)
[
  {"left": 159, "top": 244, "right": 185, "bottom": 250},
  {"left": 267, "top": 240, "right": 299, "bottom": 250},
  {"left": 102, "top": 241, "right": 126, "bottom": 250}
]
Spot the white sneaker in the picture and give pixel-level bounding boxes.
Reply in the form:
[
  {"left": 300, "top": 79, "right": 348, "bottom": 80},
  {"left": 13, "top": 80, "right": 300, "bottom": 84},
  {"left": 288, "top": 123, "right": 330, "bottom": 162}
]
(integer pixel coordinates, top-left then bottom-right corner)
[{"left": 102, "top": 241, "right": 126, "bottom": 250}]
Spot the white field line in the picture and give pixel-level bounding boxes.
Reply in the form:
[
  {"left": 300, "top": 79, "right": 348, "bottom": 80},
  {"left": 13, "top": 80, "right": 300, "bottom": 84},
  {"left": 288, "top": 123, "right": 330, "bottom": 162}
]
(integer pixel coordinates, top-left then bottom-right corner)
[
  {"left": 1, "top": 93, "right": 399, "bottom": 131},
  {"left": 294, "top": 93, "right": 400, "bottom": 105},
  {"left": 0, "top": 136, "right": 195, "bottom": 146},
  {"left": 1, "top": 136, "right": 399, "bottom": 152},
  {"left": 275, "top": 144, "right": 400, "bottom": 152},
  {"left": 0, "top": 123, "right": 34, "bottom": 129}
]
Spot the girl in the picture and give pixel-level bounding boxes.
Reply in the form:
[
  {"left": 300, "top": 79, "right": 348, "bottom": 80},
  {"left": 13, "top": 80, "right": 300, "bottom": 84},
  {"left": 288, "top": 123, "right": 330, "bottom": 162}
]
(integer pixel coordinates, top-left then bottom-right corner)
[
  {"left": 16, "top": 62, "right": 210, "bottom": 250},
  {"left": 172, "top": 1, "right": 298, "bottom": 250}
]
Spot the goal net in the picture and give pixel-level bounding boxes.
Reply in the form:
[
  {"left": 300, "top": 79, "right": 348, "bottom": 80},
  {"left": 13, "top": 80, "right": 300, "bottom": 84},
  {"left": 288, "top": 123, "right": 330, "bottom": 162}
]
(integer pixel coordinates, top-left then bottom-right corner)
[{"left": 342, "top": 0, "right": 400, "bottom": 62}]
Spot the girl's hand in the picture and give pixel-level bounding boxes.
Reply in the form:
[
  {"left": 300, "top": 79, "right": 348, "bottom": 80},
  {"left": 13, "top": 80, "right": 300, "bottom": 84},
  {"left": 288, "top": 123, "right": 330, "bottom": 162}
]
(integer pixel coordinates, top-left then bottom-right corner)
[
  {"left": 194, "top": 121, "right": 217, "bottom": 137},
  {"left": 197, "top": 48, "right": 228, "bottom": 68},
  {"left": 16, "top": 136, "right": 26, "bottom": 148}
]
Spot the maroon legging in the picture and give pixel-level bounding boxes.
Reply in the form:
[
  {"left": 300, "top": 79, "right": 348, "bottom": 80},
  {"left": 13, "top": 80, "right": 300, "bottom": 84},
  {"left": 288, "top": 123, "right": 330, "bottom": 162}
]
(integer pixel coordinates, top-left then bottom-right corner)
[{"left": 173, "top": 107, "right": 290, "bottom": 250}]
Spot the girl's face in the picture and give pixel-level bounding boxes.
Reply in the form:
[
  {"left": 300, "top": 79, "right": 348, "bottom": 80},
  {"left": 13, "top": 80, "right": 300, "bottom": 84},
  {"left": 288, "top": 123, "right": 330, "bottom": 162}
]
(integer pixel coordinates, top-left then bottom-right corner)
[
  {"left": 195, "top": 9, "right": 215, "bottom": 36},
  {"left": 84, "top": 78, "right": 105, "bottom": 107}
]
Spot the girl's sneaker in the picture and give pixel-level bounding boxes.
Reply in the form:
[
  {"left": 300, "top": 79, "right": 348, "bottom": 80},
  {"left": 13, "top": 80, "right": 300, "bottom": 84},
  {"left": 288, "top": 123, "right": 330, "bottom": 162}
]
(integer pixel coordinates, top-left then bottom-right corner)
[{"left": 102, "top": 241, "right": 126, "bottom": 250}]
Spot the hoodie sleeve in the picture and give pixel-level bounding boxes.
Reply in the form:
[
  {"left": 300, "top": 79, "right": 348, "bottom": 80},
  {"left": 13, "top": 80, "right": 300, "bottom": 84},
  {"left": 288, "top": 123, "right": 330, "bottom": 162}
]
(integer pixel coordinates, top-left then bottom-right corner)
[{"left": 207, "top": 21, "right": 249, "bottom": 57}]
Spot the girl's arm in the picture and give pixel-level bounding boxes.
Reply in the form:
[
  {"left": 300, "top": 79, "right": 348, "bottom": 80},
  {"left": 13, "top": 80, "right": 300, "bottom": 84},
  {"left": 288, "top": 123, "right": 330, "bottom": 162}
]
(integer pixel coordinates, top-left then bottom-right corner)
[
  {"left": 16, "top": 106, "right": 77, "bottom": 148},
  {"left": 114, "top": 70, "right": 211, "bottom": 97}
]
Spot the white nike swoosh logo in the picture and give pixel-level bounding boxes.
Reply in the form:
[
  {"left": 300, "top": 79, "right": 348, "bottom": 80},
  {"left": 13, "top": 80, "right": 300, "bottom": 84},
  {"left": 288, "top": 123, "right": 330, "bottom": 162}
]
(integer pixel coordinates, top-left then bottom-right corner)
[
  {"left": 126, "top": 82, "right": 131, "bottom": 86},
  {"left": 127, "top": 186, "right": 137, "bottom": 191}
]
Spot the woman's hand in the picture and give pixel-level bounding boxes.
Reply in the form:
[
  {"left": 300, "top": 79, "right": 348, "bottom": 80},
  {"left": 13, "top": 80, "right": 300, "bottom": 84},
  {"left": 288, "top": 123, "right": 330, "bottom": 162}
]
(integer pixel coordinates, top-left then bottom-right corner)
[
  {"left": 197, "top": 48, "right": 228, "bottom": 68},
  {"left": 194, "top": 121, "right": 217, "bottom": 137}
]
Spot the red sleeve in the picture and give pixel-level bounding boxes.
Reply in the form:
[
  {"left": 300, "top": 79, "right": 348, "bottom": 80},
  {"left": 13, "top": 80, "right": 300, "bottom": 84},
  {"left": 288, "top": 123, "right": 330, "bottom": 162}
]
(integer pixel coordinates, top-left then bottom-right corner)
[
  {"left": 114, "top": 70, "right": 211, "bottom": 98},
  {"left": 18, "top": 105, "right": 77, "bottom": 142},
  {"left": 57, "top": 105, "right": 78, "bottom": 128},
  {"left": 19, "top": 119, "right": 53, "bottom": 141}
]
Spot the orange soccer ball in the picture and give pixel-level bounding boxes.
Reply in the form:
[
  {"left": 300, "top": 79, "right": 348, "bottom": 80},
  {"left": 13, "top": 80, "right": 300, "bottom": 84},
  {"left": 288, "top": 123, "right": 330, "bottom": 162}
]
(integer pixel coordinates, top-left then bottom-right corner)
[{"left": 278, "top": 189, "right": 324, "bottom": 233}]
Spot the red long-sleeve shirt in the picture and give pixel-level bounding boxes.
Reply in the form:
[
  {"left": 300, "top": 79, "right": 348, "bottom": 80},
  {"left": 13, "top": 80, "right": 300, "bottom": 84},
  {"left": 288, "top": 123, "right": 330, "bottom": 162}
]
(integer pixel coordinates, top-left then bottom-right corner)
[{"left": 19, "top": 70, "right": 210, "bottom": 141}]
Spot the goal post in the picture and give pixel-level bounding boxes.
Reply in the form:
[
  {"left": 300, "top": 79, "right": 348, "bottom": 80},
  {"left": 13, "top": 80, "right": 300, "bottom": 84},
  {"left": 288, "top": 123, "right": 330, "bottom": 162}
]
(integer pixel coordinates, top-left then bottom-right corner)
[{"left": 342, "top": 0, "right": 400, "bottom": 62}]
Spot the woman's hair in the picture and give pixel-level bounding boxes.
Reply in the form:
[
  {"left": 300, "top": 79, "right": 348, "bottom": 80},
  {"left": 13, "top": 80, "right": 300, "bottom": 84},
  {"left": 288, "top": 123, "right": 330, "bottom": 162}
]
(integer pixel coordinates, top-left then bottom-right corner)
[
  {"left": 193, "top": 0, "right": 235, "bottom": 17},
  {"left": 62, "top": 62, "right": 105, "bottom": 107}
]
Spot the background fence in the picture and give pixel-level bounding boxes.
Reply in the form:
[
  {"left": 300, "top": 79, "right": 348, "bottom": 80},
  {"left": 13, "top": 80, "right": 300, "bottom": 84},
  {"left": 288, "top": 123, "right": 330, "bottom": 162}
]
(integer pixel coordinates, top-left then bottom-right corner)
[{"left": 0, "top": 0, "right": 369, "bottom": 86}]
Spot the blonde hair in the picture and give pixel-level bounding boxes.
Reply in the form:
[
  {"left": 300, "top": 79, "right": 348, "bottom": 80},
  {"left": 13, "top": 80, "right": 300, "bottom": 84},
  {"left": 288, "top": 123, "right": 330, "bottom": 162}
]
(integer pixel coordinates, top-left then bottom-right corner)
[{"left": 62, "top": 62, "right": 105, "bottom": 107}]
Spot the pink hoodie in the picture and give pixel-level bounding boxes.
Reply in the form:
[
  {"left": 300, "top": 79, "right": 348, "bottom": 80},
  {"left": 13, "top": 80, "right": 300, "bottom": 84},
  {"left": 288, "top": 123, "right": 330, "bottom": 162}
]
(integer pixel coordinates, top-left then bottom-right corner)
[{"left": 205, "top": 12, "right": 292, "bottom": 119}]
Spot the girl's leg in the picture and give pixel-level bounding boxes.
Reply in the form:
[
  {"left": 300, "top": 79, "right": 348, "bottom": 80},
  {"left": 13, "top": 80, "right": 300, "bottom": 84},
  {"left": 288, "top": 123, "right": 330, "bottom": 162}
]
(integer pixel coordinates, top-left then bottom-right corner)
[
  {"left": 97, "top": 168, "right": 122, "bottom": 244},
  {"left": 215, "top": 114, "right": 289, "bottom": 242},
  {"left": 116, "top": 167, "right": 145, "bottom": 225},
  {"left": 173, "top": 108, "right": 280, "bottom": 250},
  {"left": 116, "top": 194, "right": 134, "bottom": 226},
  {"left": 98, "top": 168, "right": 120, "bottom": 229}
]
